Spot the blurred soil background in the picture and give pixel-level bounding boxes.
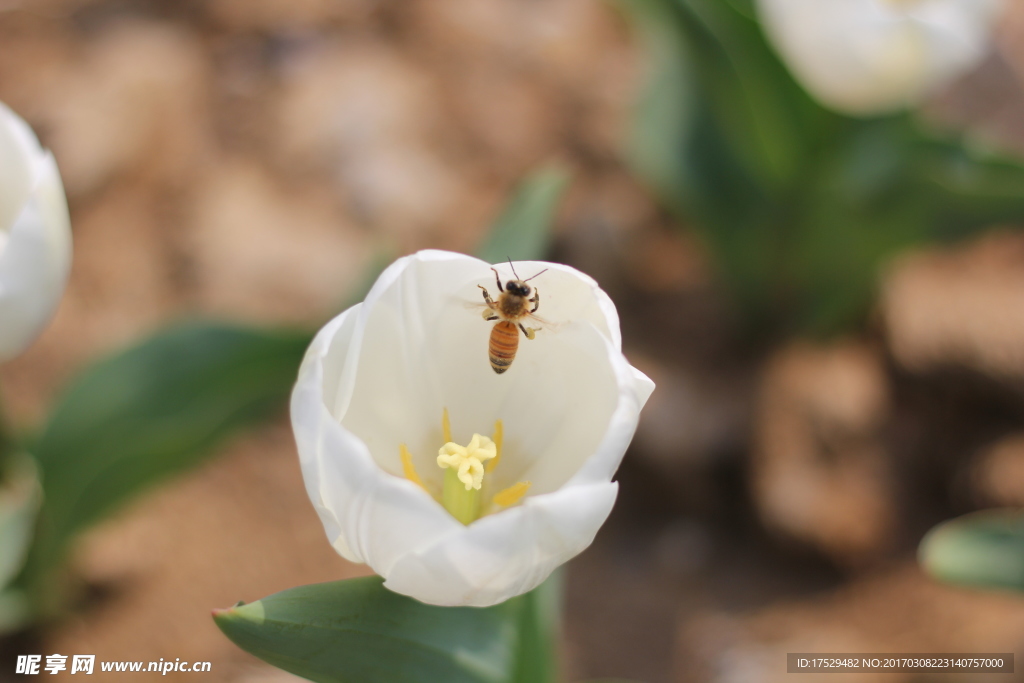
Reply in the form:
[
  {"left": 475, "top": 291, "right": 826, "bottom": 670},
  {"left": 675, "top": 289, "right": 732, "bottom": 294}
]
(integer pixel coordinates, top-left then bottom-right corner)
[{"left": 2, "top": 0, "right": 1024, "bottom": 681}]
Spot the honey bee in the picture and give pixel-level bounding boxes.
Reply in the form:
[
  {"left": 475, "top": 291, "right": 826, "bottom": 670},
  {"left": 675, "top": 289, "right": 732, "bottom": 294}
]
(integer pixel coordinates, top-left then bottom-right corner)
[{"left": 478, "top": 263, "right": 548, "bottom": 374}]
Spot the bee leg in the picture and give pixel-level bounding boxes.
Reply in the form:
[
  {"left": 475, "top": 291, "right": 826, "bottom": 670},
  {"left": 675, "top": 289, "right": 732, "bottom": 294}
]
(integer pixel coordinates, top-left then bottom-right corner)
[
  {"left": 478, "top": 285, "right": 500, "bottom": 320},
  {"left": 478, "top": 284, "right": 496, "bottom": 306},
  {"left": 491, "top": 267, "right": 503, "bottom": 292},
  {"left": 530, "top": 287, "right": 540, "bottom": 313},
  {"left": 519, "top": 323, "right": 537, "bottom": 340}
]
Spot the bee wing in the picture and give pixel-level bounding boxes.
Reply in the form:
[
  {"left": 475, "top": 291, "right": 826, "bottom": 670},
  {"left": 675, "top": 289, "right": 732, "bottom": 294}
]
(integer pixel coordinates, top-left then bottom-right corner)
[
  {"left": 463, "top": 300, "right": 559, "bottom": 331},
  {"left": 523, "top": 311, "right": 561, "bottom": 332},
  {"left": 465, "top": 301, "right": 503, "bottom": 323}
]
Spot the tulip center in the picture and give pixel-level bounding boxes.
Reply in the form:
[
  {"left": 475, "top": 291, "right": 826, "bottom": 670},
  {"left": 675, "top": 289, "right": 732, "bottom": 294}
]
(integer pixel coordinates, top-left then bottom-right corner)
[
  {"left": 437, "top": 433, "right": 495, "bottom": 525},
  {"left": 399, "top": 409, "right": 532, "bottom": 525},
  {"left": 438, "top": 433, "right": 497, "bottom": 491}
]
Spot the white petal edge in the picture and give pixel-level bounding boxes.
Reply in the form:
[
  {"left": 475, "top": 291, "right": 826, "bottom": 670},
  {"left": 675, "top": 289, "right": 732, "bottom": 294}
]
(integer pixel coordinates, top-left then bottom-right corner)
[
  {"left": 0, "top": 153, "right": 72, "bottom": 361},
  {"left": 291, "top": 303, "right": 461, "bottom": 571},
  {"left": 0, "top": 102, "right": 43, "bottom": 233},
  {"left": 385, "top": 481, "right": 618, "bottom": 606}
]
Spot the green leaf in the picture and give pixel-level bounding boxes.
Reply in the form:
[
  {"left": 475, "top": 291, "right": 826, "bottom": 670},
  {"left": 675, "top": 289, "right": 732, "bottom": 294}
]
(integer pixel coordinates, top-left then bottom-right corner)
[
  {"left": 215, "top": 576, "right": 526, "bottom": 683},
  {"left": 22, "top": 322, "right": 311, "bottom": 593},
  {"left": 476, "top": 166, "right": 571, "bottom": 265},
  {"left": 919, "top": 510, "right": 1024, "bottom": 592},
  {"left": 617, "top": 0, "right": 832, "bottom": 210},
  {"left": 915, "top": 138, "right": 1024, "bottom": 237},
  {"left": 617, "top": 0, "right": 766, "bottom": 225},
  {"left": 676, "top": 0, "right": 829, "bottom": 187},
  {"left": 615, "top": 0, "right": 841, "bottom": 330},
  {"left": 511, "top": 570, "right": 562, "bottom": 683}
]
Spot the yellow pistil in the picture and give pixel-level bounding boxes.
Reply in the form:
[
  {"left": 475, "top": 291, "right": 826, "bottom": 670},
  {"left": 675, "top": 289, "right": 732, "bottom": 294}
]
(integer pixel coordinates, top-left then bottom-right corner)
[
  {"left": 493, "top": 481, "right": 532, "bottom": 507},
  {"left": 400, "top": 443, "right": 426, "bottom": 490},
  {"left": 437, "top": 434, "right": 495, "bottom": 525}
]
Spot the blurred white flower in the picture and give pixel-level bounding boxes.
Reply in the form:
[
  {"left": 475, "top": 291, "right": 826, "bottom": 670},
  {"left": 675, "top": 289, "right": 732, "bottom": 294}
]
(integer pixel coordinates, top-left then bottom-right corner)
[
  {"left": 756, "top": 0, "right": 1007, "bottom": 115},
  {"left": 291, "top": 250, "right": 654, "bottom": 607},
  {"left": 0, "top": 102, "right": 72, "bottom": 361}
]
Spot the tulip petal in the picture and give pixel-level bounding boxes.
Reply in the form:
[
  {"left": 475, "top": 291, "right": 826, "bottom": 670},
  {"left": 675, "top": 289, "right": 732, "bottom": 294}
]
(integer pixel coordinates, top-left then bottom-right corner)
[
  {"left": 0, "top": 153, "right": 72, "bottom": 360},
  {"left": 384, "top": 482, "right": 618, "bottom": 607},
  {"left": 291, "top": 301, "right": 460, "bottom": 573},
  {"left": 0, "top": 103, "right": 40, "bottom": 233},
  {"left": 565, "top": 343, "right": 655, "bottom": 489}
]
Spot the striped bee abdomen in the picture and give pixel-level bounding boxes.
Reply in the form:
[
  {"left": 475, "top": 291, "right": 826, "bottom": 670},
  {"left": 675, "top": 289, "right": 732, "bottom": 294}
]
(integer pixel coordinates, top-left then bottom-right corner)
[{"left": 488, "top": 320, "right": 520, "bottom": 374}]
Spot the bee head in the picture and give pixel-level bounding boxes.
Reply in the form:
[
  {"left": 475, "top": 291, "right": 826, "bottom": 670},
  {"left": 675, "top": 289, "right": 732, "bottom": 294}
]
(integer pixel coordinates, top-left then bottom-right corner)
[{"left": 506, "top": 280, "right": 532, "bottom": 297}]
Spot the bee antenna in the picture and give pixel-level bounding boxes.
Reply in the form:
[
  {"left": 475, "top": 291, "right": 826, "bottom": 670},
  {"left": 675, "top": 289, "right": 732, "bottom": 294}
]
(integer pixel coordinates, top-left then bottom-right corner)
[
  {"left": 507, "top": 257, "right": 520, "bottom": 280},
  {"left": 523, "top": 268, "right": 548, "bottom": 282}
]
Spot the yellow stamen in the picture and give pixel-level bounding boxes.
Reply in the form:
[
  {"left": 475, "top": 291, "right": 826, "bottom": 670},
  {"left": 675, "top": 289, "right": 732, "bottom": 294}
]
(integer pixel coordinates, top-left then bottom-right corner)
[
  {"left": 493, "top": 481, "right": 532, "bottom": 507},
  {"left": 429, "top": 410, "right": 520, "bottom": 523},
  {"left": 485, "top": 419, "right": 503, "bottom": 473},
  {"left": 400, "top": 444, "right": 426, "bottom": 490},
  {"left": 437, "top": 434, "right": 496, "bottom": 490}
]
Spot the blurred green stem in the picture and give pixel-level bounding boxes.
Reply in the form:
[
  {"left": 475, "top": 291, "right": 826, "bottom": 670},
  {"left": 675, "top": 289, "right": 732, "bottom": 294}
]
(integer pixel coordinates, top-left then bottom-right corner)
[{"left": 0, "top": 387, "right": 11, "bottom": 482}]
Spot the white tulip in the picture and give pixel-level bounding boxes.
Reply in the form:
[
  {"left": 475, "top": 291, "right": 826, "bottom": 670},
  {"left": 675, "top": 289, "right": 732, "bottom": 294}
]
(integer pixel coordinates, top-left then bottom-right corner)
[
  {"left": 755, "top": 0, "right": 1007, "bottom": 115},
  {"left": 0, "top": 103, "right": 72, "bottom": 361},
  {"left": 291, "top": 250, "right": 654, "bottom": 607}
]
